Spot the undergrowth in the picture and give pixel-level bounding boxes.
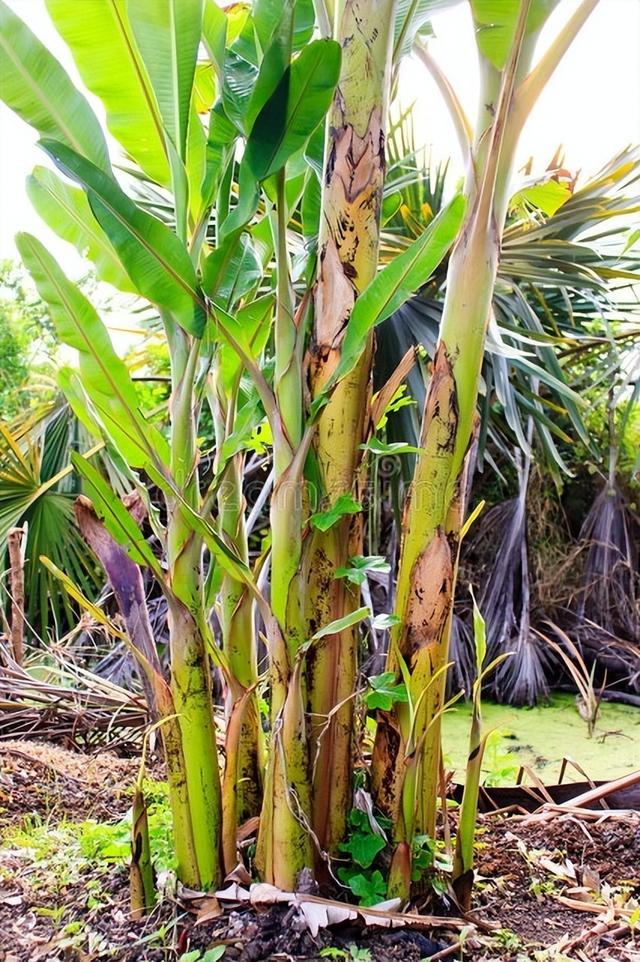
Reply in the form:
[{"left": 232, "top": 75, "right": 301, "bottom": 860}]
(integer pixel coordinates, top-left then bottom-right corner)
[{"left": 3, "top": 777, "right": 175, "bottom": 888}]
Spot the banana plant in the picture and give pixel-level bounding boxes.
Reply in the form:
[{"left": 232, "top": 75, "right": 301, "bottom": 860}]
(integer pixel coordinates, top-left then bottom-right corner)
[
  {"left": 0, "top": 0, "right": 341, "bottom": 890},
  {"left": 371, "top": 0, "right": 601, "bottom": 898},
  {"left": 1, "top": 0, "right": 604, "bottom": 907},
  {"left": 1, "top": 0, "right": 455, "bottom": 892}
]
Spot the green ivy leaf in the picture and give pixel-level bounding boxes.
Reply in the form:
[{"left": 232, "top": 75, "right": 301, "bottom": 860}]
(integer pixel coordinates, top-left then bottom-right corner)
[
  {"left": 339, "top": 829, "right": 385, "bottom": 869},
  {"left": 411, "top": 833, "right": 436, "bottom": 881},
  {"left": 335, "top": 555, "right": 390, "bottom": 587},
  {"left": 337, "top": 868, "right": 387, "bottom": 906},
  {"left": 310, "top": 493, "right": 361, "bottom": 532},
  {"left": 360, "top": 437, "right": 423, "bottom": 456},
  {"left": 365, "top": 671, "right": 408, "bottom": 711}
]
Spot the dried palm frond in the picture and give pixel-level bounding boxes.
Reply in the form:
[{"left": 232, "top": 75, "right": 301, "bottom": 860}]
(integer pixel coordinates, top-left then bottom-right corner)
[
  {"left": 575, "top": 480, "right": 639, "bottom": 644},
  {"left": 464, "top": 448, "right": 549, "bottom": 707},
  {"left": 0, "top": 654, "right": 148, "bottom": 754}
]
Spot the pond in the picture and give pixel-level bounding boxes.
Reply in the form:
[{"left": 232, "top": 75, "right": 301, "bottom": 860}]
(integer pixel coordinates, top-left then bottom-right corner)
[{"left": 442, "top": 692, "right": 640, "bottom": 785}]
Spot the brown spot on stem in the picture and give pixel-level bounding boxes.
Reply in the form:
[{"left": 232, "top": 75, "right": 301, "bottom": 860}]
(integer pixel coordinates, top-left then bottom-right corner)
[
  {"left": 403, "top": 528, "right": 453, "bottom": 666},
  {"left": 420, "top": 342, "right": 459, "bottom": 455}
]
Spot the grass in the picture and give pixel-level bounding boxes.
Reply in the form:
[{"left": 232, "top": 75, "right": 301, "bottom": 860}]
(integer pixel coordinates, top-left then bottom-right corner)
[
  {"left": 443, "top": 693, "right": 640, "bottom": 784},
  {"left": 2, "top": 777, "right": 175, "bottom": 891}
]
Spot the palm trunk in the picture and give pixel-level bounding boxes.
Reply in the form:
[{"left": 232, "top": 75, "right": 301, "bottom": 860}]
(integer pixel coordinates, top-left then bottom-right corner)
[{"left": 306, "top": 0, "right": 396, "bottom": 858}]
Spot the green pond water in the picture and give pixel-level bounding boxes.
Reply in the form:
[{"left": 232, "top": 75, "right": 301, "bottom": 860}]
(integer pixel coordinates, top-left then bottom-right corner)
[{"left": 442, "top": 693, "right": 640, "bottom": 785}]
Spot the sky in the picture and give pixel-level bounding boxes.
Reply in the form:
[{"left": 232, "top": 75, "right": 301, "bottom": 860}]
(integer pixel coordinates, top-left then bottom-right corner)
[{"left": 1, "top": 0, "right": 639, "bottom": 276}]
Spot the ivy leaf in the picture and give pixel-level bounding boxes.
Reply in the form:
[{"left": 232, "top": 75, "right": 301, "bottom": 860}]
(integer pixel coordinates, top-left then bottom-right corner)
[
  {"left": 411, "top": 833, "right": 437, "bottom": 881},
  {"left": 365, "top": 671, "right": 408, "bottom": 711},
  {"left": 310, "top": 493, "right": 361, "bottom": 532},
  {"left": 338, "top": 869, "right": 387, "bottom": 906},
  {"left": 339, "top": 831, "right": 385, "bottom": 870},
  {"left": 335, "top": 555, "right": 390, "bottom": 587},
  {"left": 361, "top": 437, "right": 423, "bottom": 456}
]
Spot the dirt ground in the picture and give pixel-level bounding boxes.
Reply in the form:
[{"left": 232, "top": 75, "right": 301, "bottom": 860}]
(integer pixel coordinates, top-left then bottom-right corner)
[{"left": 0, "top": 740, "right": 638, "bottom": 962}]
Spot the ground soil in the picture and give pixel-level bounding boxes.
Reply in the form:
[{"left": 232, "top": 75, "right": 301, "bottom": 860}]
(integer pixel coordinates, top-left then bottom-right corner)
[{"left": 0, "top": 740, "right": 638, "bottom": 962}]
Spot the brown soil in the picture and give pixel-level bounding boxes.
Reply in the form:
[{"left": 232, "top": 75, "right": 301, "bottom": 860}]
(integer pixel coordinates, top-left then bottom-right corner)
[
  {"left": 0, "top": 741, "right": 638, "bottom": 962},
  {"left": 0, "top": 739, "right": 146, "bottom": 826}
]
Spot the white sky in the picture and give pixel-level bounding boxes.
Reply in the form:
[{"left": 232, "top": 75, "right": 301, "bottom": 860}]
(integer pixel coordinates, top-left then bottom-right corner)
[{"left": 1, "top": 0, "right": 639, "bottom": 276}]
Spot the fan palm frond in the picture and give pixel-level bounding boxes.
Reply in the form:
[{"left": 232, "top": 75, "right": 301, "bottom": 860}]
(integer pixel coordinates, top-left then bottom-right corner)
[
  {"left": 0, "top": 401, "right": 103, "bottom": 638},
  {"left": 376, "top": 136, "right": 640, "bottom": 480}
]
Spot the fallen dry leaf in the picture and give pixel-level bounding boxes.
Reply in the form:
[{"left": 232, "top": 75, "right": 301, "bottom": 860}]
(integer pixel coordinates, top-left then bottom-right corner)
[
  {"left": 225, "top": 862, "right": 252, "bottom": 885},
  {"left": 210, "top": 882, "right": 467, "bottom": 936}
]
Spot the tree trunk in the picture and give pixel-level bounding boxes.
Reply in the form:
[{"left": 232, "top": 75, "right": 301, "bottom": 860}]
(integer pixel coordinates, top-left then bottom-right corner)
[{"left": 217, "top": 454, "right": 264, "bottom": 872}]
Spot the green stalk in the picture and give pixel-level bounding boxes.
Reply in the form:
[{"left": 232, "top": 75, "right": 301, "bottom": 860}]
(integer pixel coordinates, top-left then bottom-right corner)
[
  {"left": 374, "top": 0, "right": 598, "bottom": 899},
  {"left": 217, "top": 455, "right": 264, "bottom": 820},
  {"left": 306, "top": 0, "right": 397, "bottom": 858},
  {"left": 130, "top": 787, "right": 155, "bottom": 918},
  {"left": 452, "top": 696, "right": 484, "bottom": 912},
  {"left": 209, "top": 368, "right": 264, "bottom": 868},
  {"left": 157, "top": 693, "right": 201, "bottom": 886},
  {"left": 256, "top": 169, "right": 313, "bottom": 888},
  {"left": 453, "top": 596, "right": 508, "bottom": 910},
  {"left": 166, "top": 333, "right": 222, "bottom": 889}
]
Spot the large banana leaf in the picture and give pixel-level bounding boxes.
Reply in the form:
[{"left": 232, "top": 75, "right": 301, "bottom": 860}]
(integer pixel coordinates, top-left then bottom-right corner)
[
  {"left": 26, "top": 166, "right": 135, "bottom": 293},
  {"left": 40, "top": 140, "right": 205, "bottom": 338},
  {"left": 244, "top": 0, "right": 295, "bottom": 135},
  {"left": 0, "top": 0, "right": 109, "bottom": 170},
  {"left": 45, "top": 0, "right": 170, "bottom": 186},
  {"left": 203, "top": 231, "right": 263, "bottom": 310},
  {"left": 469, "top": 0, "right": 560, "bottom": 69},
  {"left": 202, "top": 0, "right": 227, "bottom": 81},
  {"left": 128, "top": 0, "right": 203, "bottom": 165},
  {"left": 243, "top": 38, "right": 341, "bottom": 182},
  {"left": 220, "top": 36, "right": 340, "bottom": 237},
  {"left": 128, "top": 0, "right": 204, "bottom": 232},
  {"left": 16, "top": 233, "right": 169, "bottom": 471}
]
